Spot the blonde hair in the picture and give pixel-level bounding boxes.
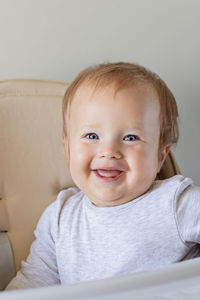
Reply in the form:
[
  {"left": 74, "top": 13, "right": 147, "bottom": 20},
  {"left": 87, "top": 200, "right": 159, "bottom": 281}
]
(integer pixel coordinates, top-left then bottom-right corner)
[{"left": 62, "top": 62, "right": 179, "bottom": 159}]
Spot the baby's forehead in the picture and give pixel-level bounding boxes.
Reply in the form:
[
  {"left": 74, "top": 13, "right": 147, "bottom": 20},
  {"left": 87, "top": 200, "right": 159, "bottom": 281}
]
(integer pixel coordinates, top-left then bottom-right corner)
[
  {"left": 72, "top": 81, "right": 158, "bottom": 106},
  {"left": 69, "top": 82, "right": 161, "bottom": 130}
]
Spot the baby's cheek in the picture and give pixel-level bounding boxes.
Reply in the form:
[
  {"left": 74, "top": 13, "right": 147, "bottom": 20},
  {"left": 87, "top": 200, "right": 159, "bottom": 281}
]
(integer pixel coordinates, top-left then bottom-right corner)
[
  {"left": 70, "top": 142, "right": 84, "bottom": 160},
  {"left": 130, "top": 149, "right": 157, "bottom": 177},
  {"left": 69, "top": 159, "right": 84, "bottom": 189},
  {"left": 70, "top": 143, "right": 91, "bottom": 175}
]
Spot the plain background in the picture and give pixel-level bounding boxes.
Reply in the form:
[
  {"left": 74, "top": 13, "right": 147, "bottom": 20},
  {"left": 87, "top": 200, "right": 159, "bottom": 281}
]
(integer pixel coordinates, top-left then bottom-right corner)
[{"left": 0, "top": 0, "right": 199, "bottom": 184}]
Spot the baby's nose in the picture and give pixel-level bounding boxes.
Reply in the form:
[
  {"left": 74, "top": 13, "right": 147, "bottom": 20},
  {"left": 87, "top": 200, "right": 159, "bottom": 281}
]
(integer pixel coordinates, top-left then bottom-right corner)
[{"left": 97, "top": 144, "right": 122, "bottom": 159}]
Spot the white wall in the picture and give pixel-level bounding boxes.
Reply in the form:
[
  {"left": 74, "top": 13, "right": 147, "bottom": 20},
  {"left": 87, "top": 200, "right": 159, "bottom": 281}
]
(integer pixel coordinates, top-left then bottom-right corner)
[{"left": 0, "top": 0, "right": 200, "bottom": 184}]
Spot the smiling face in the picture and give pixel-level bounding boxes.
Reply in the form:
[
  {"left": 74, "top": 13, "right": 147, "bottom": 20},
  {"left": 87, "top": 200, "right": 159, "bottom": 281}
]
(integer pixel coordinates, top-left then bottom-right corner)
[{"left": 65, "top": 83, "right": 169, "bottom": 206}]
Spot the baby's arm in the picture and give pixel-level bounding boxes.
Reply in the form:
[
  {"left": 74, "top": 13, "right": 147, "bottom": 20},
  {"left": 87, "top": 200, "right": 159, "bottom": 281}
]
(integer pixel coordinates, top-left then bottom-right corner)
[{"left": 6, "top": 202, "right": 60, "bottom": 290}]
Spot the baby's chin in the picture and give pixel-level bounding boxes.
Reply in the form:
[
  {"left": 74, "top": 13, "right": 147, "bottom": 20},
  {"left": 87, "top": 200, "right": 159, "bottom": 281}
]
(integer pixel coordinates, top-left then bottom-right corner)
[
  {"left": 87, "top": 185, "right": 153, "bottom": 207},
  {"left": 88, "top": 194, "right": 136, "bottom": 207}
]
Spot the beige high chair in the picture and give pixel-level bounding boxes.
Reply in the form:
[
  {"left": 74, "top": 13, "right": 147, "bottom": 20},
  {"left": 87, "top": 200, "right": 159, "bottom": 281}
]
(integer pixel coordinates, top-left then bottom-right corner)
[{"left": 0, "top": 79, "right": 180, "bottom": 290}]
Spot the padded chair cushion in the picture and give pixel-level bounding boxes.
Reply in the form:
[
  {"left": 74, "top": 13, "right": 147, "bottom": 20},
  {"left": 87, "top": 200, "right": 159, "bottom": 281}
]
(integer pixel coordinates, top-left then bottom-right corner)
[
  {"left": 0, "top": 80, "right": 74, "bottom": 271},
  {"left": 0, "top": 200, "right": 9, "bottom": 231}
]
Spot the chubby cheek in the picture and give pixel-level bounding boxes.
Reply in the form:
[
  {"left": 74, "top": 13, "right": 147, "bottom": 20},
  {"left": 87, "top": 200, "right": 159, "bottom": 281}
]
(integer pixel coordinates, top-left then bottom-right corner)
[
  {"left": 69, "top": 142, "right": 92, "bottom": 184},
  {"left": 128, "top": 147, "right": 159, "bottom": 182}
]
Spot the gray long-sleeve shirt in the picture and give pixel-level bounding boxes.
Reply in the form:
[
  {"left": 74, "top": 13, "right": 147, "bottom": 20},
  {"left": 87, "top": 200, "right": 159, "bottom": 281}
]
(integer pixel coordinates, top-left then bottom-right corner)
[{"left": 6, "top": 175, "right": 200, "bottom": 290}]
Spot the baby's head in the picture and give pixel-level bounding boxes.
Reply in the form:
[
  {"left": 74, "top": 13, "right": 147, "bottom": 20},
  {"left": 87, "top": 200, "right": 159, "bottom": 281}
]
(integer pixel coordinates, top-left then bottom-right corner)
[{"left": 62, "top": 62, "right": 179, "bottom": 207}]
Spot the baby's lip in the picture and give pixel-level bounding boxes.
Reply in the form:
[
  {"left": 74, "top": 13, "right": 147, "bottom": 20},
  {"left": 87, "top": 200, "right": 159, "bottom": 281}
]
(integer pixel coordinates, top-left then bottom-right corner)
[
  {"left": 92, "top": 167, "right": 126, "bottom": 172},
  {"left": 92, "top": 168, "right": 126, "bottom": 181}
]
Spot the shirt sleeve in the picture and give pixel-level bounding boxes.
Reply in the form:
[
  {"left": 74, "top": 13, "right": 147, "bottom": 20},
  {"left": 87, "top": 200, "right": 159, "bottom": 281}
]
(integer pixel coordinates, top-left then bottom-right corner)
[
  {"left": 5, "top": 201, "right": 60, "bottom": 290},
  {"left": 175, "top": 178, "right": 200, "bottom": 246}
]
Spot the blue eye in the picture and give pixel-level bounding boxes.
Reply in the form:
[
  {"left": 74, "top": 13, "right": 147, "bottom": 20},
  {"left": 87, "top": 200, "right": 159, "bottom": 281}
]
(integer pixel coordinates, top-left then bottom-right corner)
[
  {"left": 124, "top": 135, "right": 138, "bottom": 141},
  {"left": 85, "top": 133, "right": 99, "bottom": 140}
]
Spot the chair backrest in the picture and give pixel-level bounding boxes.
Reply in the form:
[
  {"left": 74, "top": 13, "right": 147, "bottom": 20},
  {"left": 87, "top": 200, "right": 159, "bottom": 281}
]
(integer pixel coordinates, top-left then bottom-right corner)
[
  {"left": 0, "top": 79, "right": 181, "bottom": 287},
  {"left": 0, "top": 79, "right": 74, "bottom": 274}
]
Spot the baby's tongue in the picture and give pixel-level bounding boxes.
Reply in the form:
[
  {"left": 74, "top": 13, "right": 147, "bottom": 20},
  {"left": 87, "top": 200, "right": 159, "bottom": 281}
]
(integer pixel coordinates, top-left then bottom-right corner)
[{"left": 97, "top": 169, "right": 121, "bottom": 177}]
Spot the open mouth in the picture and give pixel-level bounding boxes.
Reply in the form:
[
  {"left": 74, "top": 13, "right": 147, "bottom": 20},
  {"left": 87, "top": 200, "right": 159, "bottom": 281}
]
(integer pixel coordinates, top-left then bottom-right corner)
[{"left": 93, "top": 169, "right": 125, "bottom": 182}]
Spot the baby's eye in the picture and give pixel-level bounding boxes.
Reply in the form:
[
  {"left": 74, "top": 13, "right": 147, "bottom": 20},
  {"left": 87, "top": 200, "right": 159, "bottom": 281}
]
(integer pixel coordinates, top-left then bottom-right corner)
[
  {"left": 124, "top": 135, "right": 139, "bottom": 141},
  {"left": 85, "top": 133, "right": 99, "bottom": 140}
]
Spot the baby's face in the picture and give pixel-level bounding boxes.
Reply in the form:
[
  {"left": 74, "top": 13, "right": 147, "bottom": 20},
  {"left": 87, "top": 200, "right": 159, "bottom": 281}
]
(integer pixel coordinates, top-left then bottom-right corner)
[{"left": 67, "top": 84, "right": 167, "bottom": 206}]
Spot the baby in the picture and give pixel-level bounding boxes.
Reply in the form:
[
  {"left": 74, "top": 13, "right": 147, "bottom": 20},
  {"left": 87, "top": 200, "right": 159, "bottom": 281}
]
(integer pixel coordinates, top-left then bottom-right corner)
[{"left": 6, "top": 62, "right": 200, "bottom": 290}]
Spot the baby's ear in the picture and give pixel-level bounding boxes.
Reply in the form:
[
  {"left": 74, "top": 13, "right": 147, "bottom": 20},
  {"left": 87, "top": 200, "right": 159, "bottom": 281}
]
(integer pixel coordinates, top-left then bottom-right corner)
[{"left": 157, "top": 144, "right": 171, "bottom": 173}]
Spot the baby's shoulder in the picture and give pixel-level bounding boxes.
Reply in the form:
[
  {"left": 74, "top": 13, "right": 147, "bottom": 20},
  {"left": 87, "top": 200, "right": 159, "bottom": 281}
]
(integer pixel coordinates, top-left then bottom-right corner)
[
  {"left": 152, "top": 175, "right": 200, "bottom": 204},
  {"left": 55, "top": 186, "right": 84, "bottom": 211},
  {"left": 153, "top": 175, "right": 194, "bottom": 193}
]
